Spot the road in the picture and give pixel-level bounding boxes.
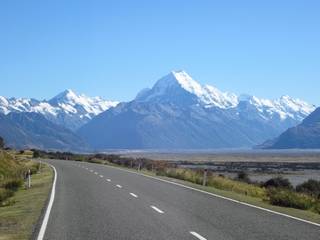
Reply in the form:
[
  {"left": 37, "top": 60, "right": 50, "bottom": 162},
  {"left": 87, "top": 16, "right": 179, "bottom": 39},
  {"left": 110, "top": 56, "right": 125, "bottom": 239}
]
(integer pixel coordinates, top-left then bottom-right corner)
[{"left": 43, "top": 160, "right": 319, "bottom": 240}]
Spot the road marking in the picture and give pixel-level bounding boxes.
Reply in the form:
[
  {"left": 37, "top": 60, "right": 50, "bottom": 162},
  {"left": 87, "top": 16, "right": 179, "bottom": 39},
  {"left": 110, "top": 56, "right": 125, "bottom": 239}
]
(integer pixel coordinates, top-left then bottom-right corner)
[
  {"left": 190, "top": 231, "right": 207, "bottom": 240},
  {"left": 100, "top": 164, "right": 320, "bottom": 227},
  {"left": 86, "top": 168, "right": 88, "bottom": 170},
  {"left": 94, "top": 172, "right": 98, "bottom": 175},
  {"left": 99, "top": 175, "right": 104, "bottom": 178},
  {"left": 90, "top": 170, "right": 93, "bottom": 172},
  {"left": 37, "top": 163, "right": 57, "bottom": 240},
  {"left": 130, "top": 193, "right": 138, "bottom": 198},
  {"left": 116, "top": 184, "right": 122, "bottom": 188},
  {"left": 106, "top": 179, "right": 111, "bottom": 182},
  {"left": 150, "top": 205, "right": 164, "bottom": 214}
]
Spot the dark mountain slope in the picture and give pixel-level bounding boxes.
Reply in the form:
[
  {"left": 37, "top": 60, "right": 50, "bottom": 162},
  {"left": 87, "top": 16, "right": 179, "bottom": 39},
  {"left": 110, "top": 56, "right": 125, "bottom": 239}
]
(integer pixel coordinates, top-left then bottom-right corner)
[
  {"left": 262, "top": 107, "right": 320, "bottom": 149},
  {"left": 0, "top": 112, "right": 88, "bottom": 151}
]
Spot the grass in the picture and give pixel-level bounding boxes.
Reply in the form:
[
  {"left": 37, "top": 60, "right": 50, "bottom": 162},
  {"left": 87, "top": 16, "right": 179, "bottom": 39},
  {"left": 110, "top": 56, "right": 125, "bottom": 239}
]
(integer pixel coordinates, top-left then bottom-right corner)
[{"left": 0, "top": 164, "right": 53, "bottom": 240}]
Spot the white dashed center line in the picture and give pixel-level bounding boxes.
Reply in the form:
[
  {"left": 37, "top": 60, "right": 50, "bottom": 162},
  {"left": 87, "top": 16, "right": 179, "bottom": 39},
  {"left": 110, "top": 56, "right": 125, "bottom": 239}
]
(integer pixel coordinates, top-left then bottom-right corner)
[
  {"left": 150, "top": 206, "right": 164, "bottom": 214},
  {"left": 90, "top": 170, "right": 93, "bottom": 172},
  {"left": 190, "top": 231, "right": 207, "bottom": 240},
  {"left": 94, "top": 172, "right": 98, "bottom": 175},
  {"left": 116, "top": 184, "right": 122, "bottom": 188},
  {"left": 99, "top": 175, "right": 104, "bottom": 178},
  {"left": 129, "top": 193, "right": 138, "bottom": 198},
  {"left": 106, "top": 179, "right": 111, "bottom": 182}
]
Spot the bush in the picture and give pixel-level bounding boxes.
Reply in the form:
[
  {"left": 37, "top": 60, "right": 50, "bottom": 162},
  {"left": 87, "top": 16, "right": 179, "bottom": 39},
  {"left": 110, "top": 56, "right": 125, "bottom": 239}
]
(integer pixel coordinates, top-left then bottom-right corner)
[
  {"left": 207, "top": 175, "right": 266, "bottom": 198},
  {"left": 29, "top": 162, "right": 40, "bottom": 174},
  {"left": 296, "top": 179, "right": 320, "bottom": 199},
  {"left": 33, "top": 150, "right": 40, "bottom": 158},
  {"left": 263, "top": 176, "right": 293, "bottom": 190},
  {"left": 3, "top": 179, "right": 22, "bottom": 191},
  {"left": 313, "top": 202, "right": 320, "bottom": 214},
  {"left": 164, "top": 168, "right": 203, "bottom": 185},
  {"left": 236, "top": 171, "right": 251, "bottom": 183},
  {"left": 267, "top": 188, "right": 315, "bottom": 210}
]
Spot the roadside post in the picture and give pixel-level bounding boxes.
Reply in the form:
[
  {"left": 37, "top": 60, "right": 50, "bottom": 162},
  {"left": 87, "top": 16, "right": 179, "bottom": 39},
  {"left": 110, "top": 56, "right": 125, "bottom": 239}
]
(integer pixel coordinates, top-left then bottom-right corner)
[
  {"left": 203, "top": 169, "right": 208, "bottom": 186},
  {"left": 27, "top": 169, "right": 31, "bottom": 188}
]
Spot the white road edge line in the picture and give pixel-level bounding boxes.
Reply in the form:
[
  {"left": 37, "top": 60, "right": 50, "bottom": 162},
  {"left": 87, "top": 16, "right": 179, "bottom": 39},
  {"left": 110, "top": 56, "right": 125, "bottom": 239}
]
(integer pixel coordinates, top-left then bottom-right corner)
[
  {"left": 116, "top": 184, "right": 122, "bottom": 188},
  {"left": 37, "top": 163, "right": 57, "bottom": 240},
  {"left": 100, "top": 164, "right": 320, "bottom": 227},
  {"left": 190, "top": 231, "right": 207, "bottom": 240},
  {"left": 151, "top": 205, "right": 164, "bottom": 214},
  {"left": 130, "top": 193, "right": 138, "bottom": 198}
]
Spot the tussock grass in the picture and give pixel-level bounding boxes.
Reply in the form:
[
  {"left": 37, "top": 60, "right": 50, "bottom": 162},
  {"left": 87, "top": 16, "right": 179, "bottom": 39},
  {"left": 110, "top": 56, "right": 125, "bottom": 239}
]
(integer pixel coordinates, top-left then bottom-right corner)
[
  {"left": 159, "top": 168, "right": 266, "bottom": 199},
  {"left": 0, "top": 164, "right": 53, "bottom": 240}
]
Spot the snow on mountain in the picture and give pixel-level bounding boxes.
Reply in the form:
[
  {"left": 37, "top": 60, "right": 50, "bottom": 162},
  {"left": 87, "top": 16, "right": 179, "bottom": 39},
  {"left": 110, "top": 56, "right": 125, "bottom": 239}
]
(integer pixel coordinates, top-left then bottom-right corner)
[
  {"left": 49, "top": 89, "right": 118, "bottom": 117},
  {"left": 136, "top": 70, "right": 238, "bottom": 108},
  {"left": 0, "top": 90, "right": 119, "bottom": 130},
  {"left": 238, "top": 94, "right": 315, "bottom": 121},
  {"left": 136, "top": 70, "right": 315, "bottom": 121}
]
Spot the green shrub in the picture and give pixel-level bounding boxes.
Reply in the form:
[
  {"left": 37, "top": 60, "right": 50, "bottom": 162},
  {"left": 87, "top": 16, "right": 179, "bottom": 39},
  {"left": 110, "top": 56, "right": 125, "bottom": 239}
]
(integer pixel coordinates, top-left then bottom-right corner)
[
  {"left": 164, "top": 168, "right": 203, "bottom": 185},
  {"left": 3, "top": 179, "right": 23, "bottom": 191},
  {"left": 29, "top": 162, "right": 40, "bottom": 174},
  {"left": 267, "top": 188, "right": 315, "bottom": 210},
  {"left": 32, "top": 150, "right": 40, "bottom": 158},
  {"left": 263, "top": 176, "right": 293, "bottom": 190},
  {"left": 313, "top": 202, "right": 320, "bottom": 214},
  {"left": 296, "top": 179, "right": 320, "bottom": 199},
  {"left": 235, "top": 171, "right": 251, "bottom": 183},
  {"left": 207, "top": 175, "right": 266, "bottom": 198}
]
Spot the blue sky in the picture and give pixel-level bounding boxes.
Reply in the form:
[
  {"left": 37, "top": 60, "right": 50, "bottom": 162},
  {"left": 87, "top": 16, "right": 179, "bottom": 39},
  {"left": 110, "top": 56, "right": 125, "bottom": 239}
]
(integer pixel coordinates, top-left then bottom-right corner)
[{"left": 1, "top": 0, "right": 319, "bottom": 105}]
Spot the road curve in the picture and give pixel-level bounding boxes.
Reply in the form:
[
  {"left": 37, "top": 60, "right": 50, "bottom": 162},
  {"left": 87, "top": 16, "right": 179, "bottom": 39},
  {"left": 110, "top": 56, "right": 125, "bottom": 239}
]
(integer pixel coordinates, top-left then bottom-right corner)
[{"left": 43, "top": 160, "right": 320, "bottom": 240}]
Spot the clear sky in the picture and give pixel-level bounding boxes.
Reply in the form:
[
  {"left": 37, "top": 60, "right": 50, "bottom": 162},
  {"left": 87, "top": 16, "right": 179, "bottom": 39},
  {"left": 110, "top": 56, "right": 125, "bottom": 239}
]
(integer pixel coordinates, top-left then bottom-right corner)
[{"left": 1, "top": 0, "right": 319, "bottom": 105}]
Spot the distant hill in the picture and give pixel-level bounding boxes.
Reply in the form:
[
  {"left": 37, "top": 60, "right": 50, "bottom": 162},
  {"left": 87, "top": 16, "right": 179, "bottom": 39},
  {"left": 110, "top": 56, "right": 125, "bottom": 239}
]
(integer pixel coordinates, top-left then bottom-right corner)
[
  {"left": 0, "top": 112, "right": 89, "bottom": 151},
  {"left": 78, "top": 71, "right": 315, "bottom": 150},
  {"left": 260, "top": 107, "right": 320, "bottom": 149}
]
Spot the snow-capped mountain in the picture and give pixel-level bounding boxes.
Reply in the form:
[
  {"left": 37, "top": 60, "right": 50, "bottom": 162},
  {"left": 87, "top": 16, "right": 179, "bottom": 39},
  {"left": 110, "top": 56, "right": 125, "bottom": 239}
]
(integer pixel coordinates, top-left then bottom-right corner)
[
  {"left": 78, "top": 70, "right": 316, "bottom": 150},
  {"left": 0, "top": 90, "right": 119, "bottom": 130},
  {"left": 136, "top": 70, "right": 315, "bottom": 121},
  {"left": 136, "top": 70, "right": 238, "bottom": 108}
]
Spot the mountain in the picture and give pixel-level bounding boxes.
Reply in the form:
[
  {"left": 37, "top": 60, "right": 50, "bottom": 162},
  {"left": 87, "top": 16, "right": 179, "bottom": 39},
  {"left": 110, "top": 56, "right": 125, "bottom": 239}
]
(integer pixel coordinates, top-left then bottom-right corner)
[
  {"left": 0, "top": 90, "right": 119, "bottom": 130},
  {"left": 78, "top": 71, "right": 315, "bottom": 150},
  {"left": 0, "top": 112, "right": 89, "bottom": 151},
  {"left": 260, "top": 107, "right": 320, "bottom": 149}
]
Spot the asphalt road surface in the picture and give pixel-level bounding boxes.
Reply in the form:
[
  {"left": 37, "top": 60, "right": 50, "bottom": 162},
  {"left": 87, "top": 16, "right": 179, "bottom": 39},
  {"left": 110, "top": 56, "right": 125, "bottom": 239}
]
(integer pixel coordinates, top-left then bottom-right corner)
[{"left": 43, "top": 160, "right": 320, "bottom": 240}]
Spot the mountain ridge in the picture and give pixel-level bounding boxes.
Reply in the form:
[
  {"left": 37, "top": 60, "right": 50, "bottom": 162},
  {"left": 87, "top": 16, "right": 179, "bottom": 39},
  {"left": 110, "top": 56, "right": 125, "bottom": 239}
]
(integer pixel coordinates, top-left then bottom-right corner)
[
  {"left": 0, "top": 89, "right": 119, "bottom": 130},
  {"left": 78, "top": 71, "right": 316, "bottom": 150}
]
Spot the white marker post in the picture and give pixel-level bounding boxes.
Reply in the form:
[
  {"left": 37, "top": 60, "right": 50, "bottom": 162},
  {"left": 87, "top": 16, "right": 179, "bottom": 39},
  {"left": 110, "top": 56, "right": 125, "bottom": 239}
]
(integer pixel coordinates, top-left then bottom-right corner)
[
  {"left": 28, "top": 169, "right": 31, "bottom": 188},
  {"left": 203, "top": 169, "right": 208, "bottom": 186}
]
